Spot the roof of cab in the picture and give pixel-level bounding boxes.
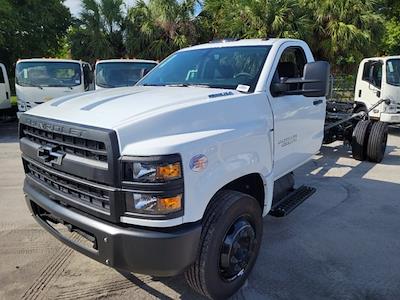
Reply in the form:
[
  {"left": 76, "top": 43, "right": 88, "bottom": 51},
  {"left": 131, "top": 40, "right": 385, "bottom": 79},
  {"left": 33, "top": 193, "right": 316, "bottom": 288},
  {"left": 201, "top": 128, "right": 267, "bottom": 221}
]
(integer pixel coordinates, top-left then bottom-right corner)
[
  {"left": 17, "top": 58, "right": 87, "bottom": 64},
  {"left": 361, "top": 55, "right": 400, "bottom": 62},
  {"left": 96, "top": 59, "right": 158, "bottom": 64},
  {"left": 179, "top": 38, "right": 303, "bottom": 52}
]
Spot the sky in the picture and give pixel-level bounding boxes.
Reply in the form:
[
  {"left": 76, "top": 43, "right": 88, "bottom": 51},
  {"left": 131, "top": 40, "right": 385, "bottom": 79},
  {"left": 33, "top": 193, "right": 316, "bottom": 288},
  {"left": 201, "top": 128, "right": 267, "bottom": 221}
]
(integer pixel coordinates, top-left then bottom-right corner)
[
  {"left": 64, "top": 0, "right": 136, "bottom": 17},
  {"left": 64, "top": 0, "right": 201, "bottom": 17}
]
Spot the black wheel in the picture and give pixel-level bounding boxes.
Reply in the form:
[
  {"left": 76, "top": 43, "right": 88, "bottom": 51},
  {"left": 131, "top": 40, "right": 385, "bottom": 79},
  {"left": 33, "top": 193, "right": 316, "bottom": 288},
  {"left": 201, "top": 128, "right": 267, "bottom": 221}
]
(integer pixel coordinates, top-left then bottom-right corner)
[
  {"left": 366, "top": 121, "right": 388, "bottom": 163},
  {"left": 352, "top": 120, "right": 372, "bottom": 161},
  {"left": 185, "top": 190, "right": 263, "bottom": 299}
]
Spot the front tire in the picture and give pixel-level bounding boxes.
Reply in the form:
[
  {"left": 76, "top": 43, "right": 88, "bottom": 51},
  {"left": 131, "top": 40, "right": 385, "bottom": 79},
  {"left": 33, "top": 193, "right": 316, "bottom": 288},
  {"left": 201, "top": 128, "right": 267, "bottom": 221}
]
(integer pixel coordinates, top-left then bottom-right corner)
[
  {"left": 366, "top": 121, "right": 388, "bottom": 163},
  {"left": 185, "top": 190, "right": 263, "bottom": 299}
]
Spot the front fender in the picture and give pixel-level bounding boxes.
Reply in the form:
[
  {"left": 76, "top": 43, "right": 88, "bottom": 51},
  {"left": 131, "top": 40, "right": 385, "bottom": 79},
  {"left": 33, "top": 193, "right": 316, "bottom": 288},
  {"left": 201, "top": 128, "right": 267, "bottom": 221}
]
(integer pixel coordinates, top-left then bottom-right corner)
[{"left": 117, "top": 94, "right": 274, "bottom": 224}]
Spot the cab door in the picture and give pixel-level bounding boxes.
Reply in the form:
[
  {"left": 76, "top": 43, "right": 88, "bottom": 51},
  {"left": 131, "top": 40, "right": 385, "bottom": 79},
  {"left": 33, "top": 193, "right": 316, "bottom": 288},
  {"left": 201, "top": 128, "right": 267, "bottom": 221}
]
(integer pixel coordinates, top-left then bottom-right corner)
[
  {"left": 0, "top": 63, "right": 11, "bottom": 110},
  {"left": 267, "top": 45, "right": 326, "bottom": 179},
  {"left": 355, "top": 60, "right": 383, "bottom": 118}
]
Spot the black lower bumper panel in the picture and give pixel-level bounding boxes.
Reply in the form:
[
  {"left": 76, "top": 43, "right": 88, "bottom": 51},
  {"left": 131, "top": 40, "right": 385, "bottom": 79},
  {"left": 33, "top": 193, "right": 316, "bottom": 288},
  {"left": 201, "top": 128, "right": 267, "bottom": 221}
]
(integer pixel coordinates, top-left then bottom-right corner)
[{"left": 24, "top": 179, "right": 201, "bottom": 277}]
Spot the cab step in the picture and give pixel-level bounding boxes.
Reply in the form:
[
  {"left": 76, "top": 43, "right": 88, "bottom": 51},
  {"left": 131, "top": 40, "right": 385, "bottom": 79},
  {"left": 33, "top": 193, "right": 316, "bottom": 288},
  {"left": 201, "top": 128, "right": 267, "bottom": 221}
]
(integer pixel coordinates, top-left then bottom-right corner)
[{"left": 269, "top": 185, "right": 316, "bottom": 217}]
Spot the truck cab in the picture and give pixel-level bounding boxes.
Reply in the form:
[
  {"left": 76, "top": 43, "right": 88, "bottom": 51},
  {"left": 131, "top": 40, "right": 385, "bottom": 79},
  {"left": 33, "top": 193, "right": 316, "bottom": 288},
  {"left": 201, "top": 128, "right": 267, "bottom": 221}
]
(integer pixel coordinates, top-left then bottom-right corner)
[
  {"left": 354, "top": 56, "right": 400, "bottom": 123},
  {"left": 19, "top": 39, "right": 330, "bottom": 299},
  {"left": 16, "top": 59, "right": 93, "bottom": 116},
  {"left": 0, "top": 63, "right": 11, "bottom": 111},
  {"left": 95, "top": 59, "right": 158, "bottom": 89}
]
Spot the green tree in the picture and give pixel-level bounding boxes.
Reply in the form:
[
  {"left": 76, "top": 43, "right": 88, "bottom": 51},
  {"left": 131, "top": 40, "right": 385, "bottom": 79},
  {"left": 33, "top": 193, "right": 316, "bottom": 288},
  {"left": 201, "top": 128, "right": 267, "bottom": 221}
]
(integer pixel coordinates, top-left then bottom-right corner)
[
  {"left": 69, "top": 0, "right": 125, "bottom": 63},
  {"left": 303, "top": 0, "right": 384, "bottom": 73},
  {"left": 378, "top": 0, "right": 400, "bottom": 55},
  {"left": 126, "top": 0, "right": 198, "bottom": 60},
  {"left": 202, "top": 0, "right": 312, "bottom": 40},
  {"left": 0, "top": 0, "right": 71, "bottom": 77}
]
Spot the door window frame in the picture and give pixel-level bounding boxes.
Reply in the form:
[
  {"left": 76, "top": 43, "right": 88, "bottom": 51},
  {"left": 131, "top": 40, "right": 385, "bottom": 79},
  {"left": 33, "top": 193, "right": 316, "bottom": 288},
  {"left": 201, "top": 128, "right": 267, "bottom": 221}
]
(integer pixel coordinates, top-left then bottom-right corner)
[{"left": 269, "top": 46, "right": 308, "bottom": 98}]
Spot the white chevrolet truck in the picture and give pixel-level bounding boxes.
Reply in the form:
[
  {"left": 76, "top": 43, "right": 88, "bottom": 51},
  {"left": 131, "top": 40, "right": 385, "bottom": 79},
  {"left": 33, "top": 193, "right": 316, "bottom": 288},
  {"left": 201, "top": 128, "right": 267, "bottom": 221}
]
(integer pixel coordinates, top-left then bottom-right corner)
[{"left": 19, "top": 39, "right": 388, "bottom": 299}]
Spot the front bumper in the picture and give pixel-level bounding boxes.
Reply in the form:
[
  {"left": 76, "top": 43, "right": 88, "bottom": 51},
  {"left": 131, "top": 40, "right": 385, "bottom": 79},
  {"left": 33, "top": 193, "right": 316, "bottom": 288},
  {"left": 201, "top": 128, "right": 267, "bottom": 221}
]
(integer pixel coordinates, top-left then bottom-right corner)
[
  {"left": 380, "top": 113, "right": 400, "bottom": 123},
  {"left": 24, "top": 178, "right": 201, "bottom": 277}
]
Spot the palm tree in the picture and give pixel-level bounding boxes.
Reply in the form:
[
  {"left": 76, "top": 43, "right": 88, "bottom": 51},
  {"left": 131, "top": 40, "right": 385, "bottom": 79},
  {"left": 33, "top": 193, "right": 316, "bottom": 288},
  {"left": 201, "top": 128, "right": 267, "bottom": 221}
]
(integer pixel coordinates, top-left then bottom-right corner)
[
  {"left": 201, "top": 0, "right": 312, "bottom": 40},
  {"left": 69, "top": 0, "right": 125, "bottom": 63},
  {"left": 126, "top": 0, "right": 198, "bottom": 60},
  {"left": 303, "top": 0, "right": 384, "bottom": 73}
]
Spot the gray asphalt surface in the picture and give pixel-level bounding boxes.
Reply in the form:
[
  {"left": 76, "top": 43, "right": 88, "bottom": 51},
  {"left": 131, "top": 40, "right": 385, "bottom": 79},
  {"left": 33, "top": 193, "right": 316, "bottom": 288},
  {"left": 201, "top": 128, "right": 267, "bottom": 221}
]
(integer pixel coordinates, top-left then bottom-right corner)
[{"left": 0, "top": 120, "right": 399, "bottom": 300}]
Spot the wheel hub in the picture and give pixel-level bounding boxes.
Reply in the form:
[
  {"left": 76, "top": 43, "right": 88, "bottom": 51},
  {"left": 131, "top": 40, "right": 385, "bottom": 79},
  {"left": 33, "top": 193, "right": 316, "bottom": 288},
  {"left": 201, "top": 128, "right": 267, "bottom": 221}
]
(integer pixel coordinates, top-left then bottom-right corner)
[{"left": 219, "top": 217, "right": 256, "bottom": 281}]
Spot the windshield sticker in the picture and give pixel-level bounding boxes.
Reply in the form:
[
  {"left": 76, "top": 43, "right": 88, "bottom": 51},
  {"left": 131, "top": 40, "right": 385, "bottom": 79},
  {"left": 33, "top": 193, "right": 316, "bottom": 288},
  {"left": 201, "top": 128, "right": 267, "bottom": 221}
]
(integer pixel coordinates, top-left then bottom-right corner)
[
  {"left": 388, "top": 62, "right": 394, "bottom": 73},
  {"left": 236, "top": 84, "right": 250, "bottom": 93},
  {"left": 208, "top": 91, "right": 234, "bottom": 99}
]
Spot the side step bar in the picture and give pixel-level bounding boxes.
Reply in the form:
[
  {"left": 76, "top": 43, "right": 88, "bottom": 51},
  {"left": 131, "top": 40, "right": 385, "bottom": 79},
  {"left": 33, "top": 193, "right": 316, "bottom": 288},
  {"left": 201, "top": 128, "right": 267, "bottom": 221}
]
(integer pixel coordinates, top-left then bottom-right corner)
[{"left": 269, "top": 185, "right": 316, "bottom": 217}]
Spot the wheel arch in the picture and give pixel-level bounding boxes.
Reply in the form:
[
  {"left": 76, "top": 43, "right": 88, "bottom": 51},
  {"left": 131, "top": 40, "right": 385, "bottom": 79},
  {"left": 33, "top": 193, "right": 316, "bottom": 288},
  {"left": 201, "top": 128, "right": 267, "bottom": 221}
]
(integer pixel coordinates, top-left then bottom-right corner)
[{"left": 202, "top": 173, "right": 266, "bottom": 221}]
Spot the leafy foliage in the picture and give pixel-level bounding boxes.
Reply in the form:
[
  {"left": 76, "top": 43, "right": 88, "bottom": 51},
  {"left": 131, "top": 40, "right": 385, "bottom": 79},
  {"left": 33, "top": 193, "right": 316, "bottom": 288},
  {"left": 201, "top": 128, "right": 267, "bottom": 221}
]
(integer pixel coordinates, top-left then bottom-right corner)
[
  {"left": 303, "top": 0, "right": 384, "bottom": 73},
  {"left": 202, "top": 0, "right": 312, "bottom": 40},
  {"left": 125, "top": 0, "right": 198, "bottom": 60},
  {"left": 0, "top": 0, "right": 71, "bottom": 76},
  {"left": 68, "top": 0, "right": 125, "bottom": 64},
  {"left": 0, "top": 0, "right": 399, "bottom": 77}
]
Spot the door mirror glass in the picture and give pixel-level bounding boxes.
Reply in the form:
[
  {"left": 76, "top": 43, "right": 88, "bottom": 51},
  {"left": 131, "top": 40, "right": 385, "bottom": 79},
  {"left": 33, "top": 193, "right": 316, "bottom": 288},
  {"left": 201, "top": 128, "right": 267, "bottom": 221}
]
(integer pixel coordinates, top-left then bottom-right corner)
[{"left": 302, "top": 61, "right": 330, "bottom": 97}]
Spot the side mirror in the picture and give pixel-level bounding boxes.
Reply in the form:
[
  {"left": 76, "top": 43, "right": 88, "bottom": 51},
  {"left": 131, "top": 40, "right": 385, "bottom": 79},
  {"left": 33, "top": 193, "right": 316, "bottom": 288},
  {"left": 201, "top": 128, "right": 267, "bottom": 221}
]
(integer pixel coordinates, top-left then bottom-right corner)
[
  {"left": 270, "top": 61, "right": 330, "bottom": 97},
  {"left": 302, "top": 61, "right": 330, "bottom": 97}
]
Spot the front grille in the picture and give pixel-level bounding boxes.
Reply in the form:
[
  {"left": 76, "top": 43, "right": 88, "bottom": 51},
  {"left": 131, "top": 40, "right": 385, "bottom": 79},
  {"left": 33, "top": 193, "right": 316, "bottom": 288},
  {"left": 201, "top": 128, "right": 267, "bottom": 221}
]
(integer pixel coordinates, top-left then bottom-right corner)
[
  {"left": 25, "top": 159, "right": 111, "bottom": 212},
  {"left": 21, "top": 124, "right": 107, "bottom": 162}
]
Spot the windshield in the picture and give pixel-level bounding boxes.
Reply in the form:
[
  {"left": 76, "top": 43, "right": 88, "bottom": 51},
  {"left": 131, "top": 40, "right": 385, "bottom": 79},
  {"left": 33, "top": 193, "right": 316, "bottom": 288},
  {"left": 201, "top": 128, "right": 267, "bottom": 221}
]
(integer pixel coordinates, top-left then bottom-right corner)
[
  {"left": 138, "top": 46, "right": 271, "bottom": 92},
  {"left": 96, "top": 62, "right": 157, "bottom": 88},
  {"left": 386, "top": 59, "right": 400, "bottom": 86},
  {"left": 16, "top": 62, "right": 82, "bottom": 87}
]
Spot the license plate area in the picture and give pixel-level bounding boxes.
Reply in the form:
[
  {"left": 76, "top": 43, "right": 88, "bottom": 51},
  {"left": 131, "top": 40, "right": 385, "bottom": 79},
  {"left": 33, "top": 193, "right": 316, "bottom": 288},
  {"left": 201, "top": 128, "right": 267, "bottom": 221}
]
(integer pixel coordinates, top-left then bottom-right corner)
[{"left": 31, "top": 201, "right": 98, "bottom": 252}]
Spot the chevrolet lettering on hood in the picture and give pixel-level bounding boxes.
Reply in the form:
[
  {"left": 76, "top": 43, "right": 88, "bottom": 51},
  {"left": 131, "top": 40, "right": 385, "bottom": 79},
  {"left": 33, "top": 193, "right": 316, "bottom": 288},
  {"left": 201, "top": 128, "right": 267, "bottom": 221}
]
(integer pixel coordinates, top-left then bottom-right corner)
[{"left": 24, "top": 117, "right": 86, "bottom": 137}]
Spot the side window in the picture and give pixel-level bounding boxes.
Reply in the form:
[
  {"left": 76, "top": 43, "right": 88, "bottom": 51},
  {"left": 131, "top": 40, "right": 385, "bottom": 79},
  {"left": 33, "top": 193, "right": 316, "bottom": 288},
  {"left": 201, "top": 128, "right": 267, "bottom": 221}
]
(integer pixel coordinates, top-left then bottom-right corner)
[
  {"left": 0, "top": 68, "right": 4, "bottom": 83},
  {"left": 362, "top": 61, "right": 382, "bottom": 89},
  {"left": 271, "top": 47, "right": 307, "bottom": 96}
]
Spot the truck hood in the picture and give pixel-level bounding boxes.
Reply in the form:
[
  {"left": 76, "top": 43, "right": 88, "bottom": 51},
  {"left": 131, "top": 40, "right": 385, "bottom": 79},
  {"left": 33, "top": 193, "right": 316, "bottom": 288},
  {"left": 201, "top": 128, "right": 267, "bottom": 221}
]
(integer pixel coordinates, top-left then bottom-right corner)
[{"left": 26, "top": 86, "right": 240, "bottom": 129}]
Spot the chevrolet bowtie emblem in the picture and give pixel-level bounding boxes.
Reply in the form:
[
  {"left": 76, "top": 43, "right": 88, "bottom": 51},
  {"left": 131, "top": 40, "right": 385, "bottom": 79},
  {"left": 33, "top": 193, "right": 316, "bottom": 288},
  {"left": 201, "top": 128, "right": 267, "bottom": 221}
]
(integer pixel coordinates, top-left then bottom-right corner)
[{"left": 37, "top": 145, "right": 65, "bottom": 166}]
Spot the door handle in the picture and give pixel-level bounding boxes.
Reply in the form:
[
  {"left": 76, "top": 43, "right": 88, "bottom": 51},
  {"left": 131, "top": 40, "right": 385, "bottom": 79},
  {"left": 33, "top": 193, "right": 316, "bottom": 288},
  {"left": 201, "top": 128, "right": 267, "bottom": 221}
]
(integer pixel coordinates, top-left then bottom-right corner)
[
  {"left": 6, "top": 92, "right": 9, "bottom": 99},
  {"left": 313, "top": 99, "right": 323, "bottom": 105}
]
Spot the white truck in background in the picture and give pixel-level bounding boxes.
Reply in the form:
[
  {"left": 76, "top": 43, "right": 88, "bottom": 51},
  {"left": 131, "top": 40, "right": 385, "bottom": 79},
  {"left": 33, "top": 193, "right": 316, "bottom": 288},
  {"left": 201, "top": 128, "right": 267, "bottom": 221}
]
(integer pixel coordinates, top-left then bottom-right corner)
[
  {"left": 16, "top": 59, "right": 93, "bottom": 116},
  {"left": 19, "top": 39, "right": 388, "bottom": 299},
  {"left": 354, "top": 56, "right": 400, "bottom": 123},
  {"left": 0, "top": 63, "right": 11, "bottom": 111},
  {"left": 95, "top": 59, "right": 158, "bottom": 89}
]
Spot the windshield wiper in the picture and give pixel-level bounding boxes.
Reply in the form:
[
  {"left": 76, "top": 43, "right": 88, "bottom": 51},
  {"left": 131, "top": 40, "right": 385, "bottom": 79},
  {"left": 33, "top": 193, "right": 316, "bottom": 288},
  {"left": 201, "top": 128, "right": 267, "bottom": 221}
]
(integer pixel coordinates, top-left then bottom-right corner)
[
  {"left": 98, "top": 83, "right": 116, "bottom": 88},
  {"left": 142, "top": 83, "right": 165, "bottom": 86},
  {"left": 22, "top": 83, "right": 43, "bottom": 89},
  {"left": 163, "top": 83, "right": 213, "bottom": 88}
]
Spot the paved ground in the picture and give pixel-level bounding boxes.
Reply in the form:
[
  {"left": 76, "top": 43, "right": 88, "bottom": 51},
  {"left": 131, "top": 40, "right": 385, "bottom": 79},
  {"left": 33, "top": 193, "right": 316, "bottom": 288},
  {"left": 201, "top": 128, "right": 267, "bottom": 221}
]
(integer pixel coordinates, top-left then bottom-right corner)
[{"left": 0, "top": 120, "right": 399, "bottom": 300}]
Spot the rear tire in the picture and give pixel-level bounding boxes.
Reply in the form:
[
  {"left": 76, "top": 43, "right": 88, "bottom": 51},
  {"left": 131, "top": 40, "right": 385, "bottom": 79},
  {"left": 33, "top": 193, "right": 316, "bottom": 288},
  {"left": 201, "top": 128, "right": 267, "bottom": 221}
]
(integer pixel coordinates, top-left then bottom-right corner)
[
  {"left": 366, "top": 121, "right": 388, "bottom": 163},
  {"left": 185, "top": 190, "right": 263, "bottom": 299},
  {"left": 352, "top": 120, "right": 372, "bottom": 161}
]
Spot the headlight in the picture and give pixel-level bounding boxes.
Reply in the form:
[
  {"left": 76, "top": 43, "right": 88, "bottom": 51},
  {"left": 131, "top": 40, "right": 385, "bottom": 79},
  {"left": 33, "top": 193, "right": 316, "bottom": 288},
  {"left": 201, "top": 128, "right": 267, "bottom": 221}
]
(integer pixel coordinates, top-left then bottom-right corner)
[
  {"left": 121, "top": 154, "right": 184, "bottom": 217},
  {"left": 122, "top": 155, "right": 182, "bottom": 183},
  {"left": 125, "top": 193, "right": 182, "bottom": 214}
]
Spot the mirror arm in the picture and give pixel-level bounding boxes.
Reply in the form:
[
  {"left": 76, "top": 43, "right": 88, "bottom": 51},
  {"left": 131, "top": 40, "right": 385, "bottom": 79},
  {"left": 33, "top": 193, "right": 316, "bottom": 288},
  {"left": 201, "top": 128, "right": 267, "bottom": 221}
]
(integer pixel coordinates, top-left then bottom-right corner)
[{"left": 284, "top": 78, "right": 320, "bottom": 84}]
